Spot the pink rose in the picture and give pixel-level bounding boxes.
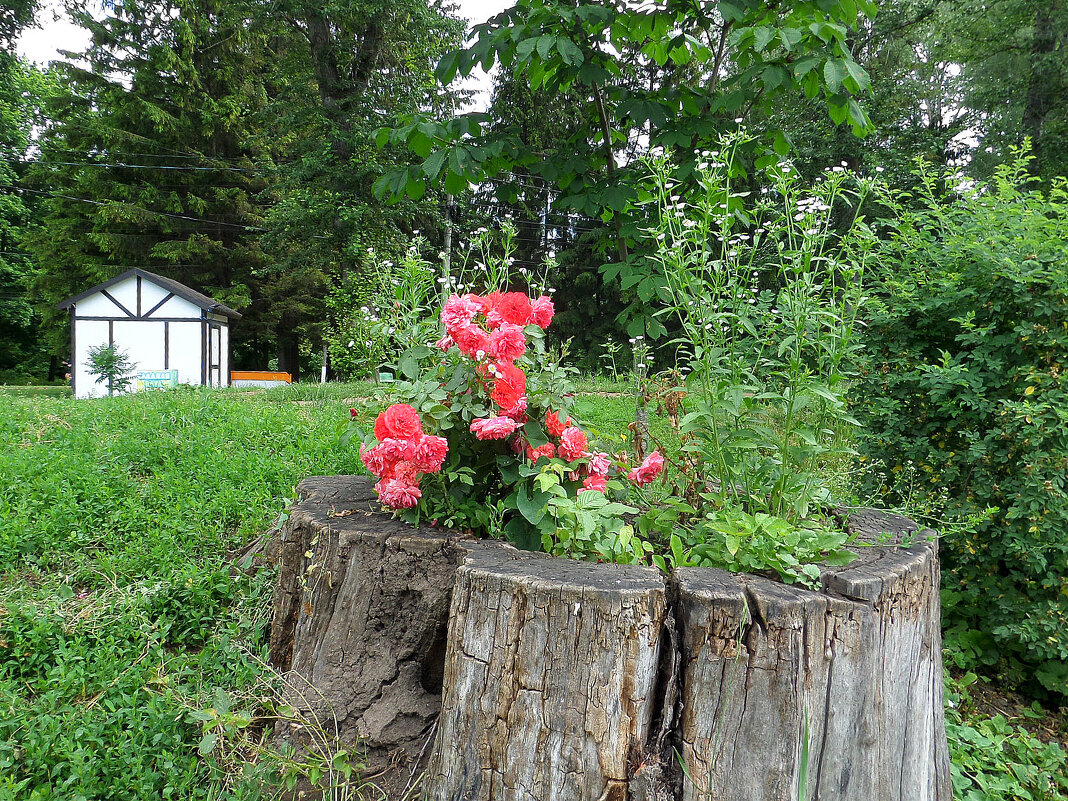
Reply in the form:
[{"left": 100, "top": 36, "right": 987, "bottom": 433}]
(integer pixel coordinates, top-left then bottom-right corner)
[
  {"left": 526, "top": 442, "right": 555, "bottom": 462},
  {"left": 580, "top": 474, "right": 607, "bottom": 493},
  {"left": 441, "top": 293, "right": 483, "bottom": 333},
  {"left": 530, "top": 296, "right": 554, "bottom": 328},
  {"left": 360, "top": 442, "right": 388, "bottom": 477},
  {"left": 545, "top": 409, "right": 571, "bottom": 438},
  {"left": 374, "top": 403, "right": 423, "bottom": 440},
  {"left": 377, "top": 437, "right": 414, "bottom": 463},
  {"left": 434, "top": 334, "right": 454, "bottom": 351},
  {"left": 453, "top": 323, "right": 490, "bottom": 358},
  {"left": 489, "top": 323, "right": 527, "bottom": 362},
  {"left": 391, "top": 461, "right": 420, "bottom": 485},
  {"left": 587, "top": 452, "right": 611, "bottom": 476},
  {"left": 490, "top": 362, "right": 526, "bottom": 412},
  {"left": 375, "top": 478, "right": 422, "bottom": 509},
  {"left": 487, "top": 292, "right": 533, "bottom": 326},
  {"left": 557, "top": 427, "right": 589, "bottom": 461},
  {"left": 501, "top": 396, "right": 528, "bottom": 422},
  {"left": 470, "top": 416, "right": 520, "bottom": 440},
  {"left": 627, "top": 451, "right": 665, "bottom": 486},
  {"left": 413, "top": 435, "right": 449, "bottom": 473}
]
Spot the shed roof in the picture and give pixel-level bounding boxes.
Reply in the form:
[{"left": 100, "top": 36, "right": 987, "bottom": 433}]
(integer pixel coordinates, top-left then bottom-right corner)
[{"left": 57, "top": 268, "right": 242, "bottom": 319}]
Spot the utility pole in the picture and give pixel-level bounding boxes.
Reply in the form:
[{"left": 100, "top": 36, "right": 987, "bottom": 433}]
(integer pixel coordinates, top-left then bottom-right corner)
[{"left": 442, "top": 193, "right": 454, "bottom": 295}]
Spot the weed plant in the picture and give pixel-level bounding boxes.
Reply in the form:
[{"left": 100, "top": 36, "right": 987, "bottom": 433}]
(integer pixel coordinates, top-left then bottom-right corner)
[{"left": 632, "top": 135, "right": 876, "bottom": 584}]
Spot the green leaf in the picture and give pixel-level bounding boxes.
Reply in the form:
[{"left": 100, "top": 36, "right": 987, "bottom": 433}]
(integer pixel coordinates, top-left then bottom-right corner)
[
  {"left": 444, "top": 170, "right": 468, "bottom": 194},
  {"left": 823, "top": 58, "right": 845, "bottom": 93},
  {"left": 448, "top": 146, "right": 469, "bottom": 177},
  {"left": 753, "top": 26, "right": 776, "bottom": 52},
  {"left": 397, "top": 348, "right": 422, "bottom": 380},
  {"left": 422, "top": 150, "right": 447, "bottom": 180},
  {"left": 523, "top": 420, "right": 549, "bottom": 447},
  {"left": 793, "top": 56, "right": 819, "bottom": 77},
  {"left": 198, "top": 733, "right": 218, "bottom": 755},
  {"left": 762, "top": 64, "right": 788, "bottom": 92},
  {"left": 725, "top": 534, "right": 740, "bottom": 556},
  {"left": 409, "top": 130, "right": 432, "bottom": 158},
  {"left": 773, "top": 130, "right": 791, "bottom": 156},
  {"left": 718, "top": 2, "right": 745, "bottom": 22},
  {"left": 435, "top": 50, "right": 460, "bottom": 83},
  {"left": 844, "top": 60, "right": 870, "bottom": 91},
  {"left": 517, "top": 482, "right": 550, "bottom": 525},
  {"left": 827, "top": 98, "right": 849, "bottom": 125},
  {"left": 536, "top": 35, "right": 556, "bottom": 60},
  {"left": 516, "top": 37, "right": 538, "bottom": 60},
  {"left": 504, "top": 517, "right": 542, "bottom": 551},
  {"left": 779, "top": 27, "right": 802, "bottom": 49},
  {"left": 405, "top": 176, "right": 426, "bottom": 200}
]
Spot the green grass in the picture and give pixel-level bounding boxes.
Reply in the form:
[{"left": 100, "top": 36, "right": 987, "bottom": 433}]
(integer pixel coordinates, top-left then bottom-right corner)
[
  {"left": 0, "top": 385, "right": 73, "bottom": 398},
  {"left": 0, "top": 388, "right": 363, "bottom": 800},
  {"left": 223, "top": 380, "right": 381, "bottom": 403},
  {"left": 1, "top": 381, "right": 1064, "bottom": 800}
]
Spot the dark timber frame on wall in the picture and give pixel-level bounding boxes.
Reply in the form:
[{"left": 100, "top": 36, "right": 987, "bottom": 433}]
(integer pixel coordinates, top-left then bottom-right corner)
[{"left": 58, "top": 268, "right": 242, "bottom": 392}]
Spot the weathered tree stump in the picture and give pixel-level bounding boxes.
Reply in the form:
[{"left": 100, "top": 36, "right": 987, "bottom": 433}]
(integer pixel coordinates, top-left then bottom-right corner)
[
  {"left": 270, "top": 477, "right": 951, "bottom": 800},
  {"left": 426, "top": 546, "right": 668, "bottom": 801}
]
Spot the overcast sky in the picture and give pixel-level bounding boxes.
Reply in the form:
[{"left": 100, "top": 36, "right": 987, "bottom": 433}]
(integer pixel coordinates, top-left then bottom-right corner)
[{"left": 17, "top": 0, "right": 513, "bottom": 107}]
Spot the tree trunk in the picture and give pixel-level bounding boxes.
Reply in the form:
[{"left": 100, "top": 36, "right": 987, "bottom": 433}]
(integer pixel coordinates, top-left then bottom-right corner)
[
  {"left": 270, "top": 477, "right": 951, "bottom": 800},
  {"left": 269, "top": 476, "right": 463, "bottom": 785},
  {"left": 276, "top": 333, "right": 299, "bottom": 379},
  {"left": 1021, "top": 0, "right": 1062, "bottom": 163}
]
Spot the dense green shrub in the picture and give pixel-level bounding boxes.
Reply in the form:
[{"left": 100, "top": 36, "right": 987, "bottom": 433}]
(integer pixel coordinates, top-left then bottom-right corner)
[
  {"left": 945, "top": 672, "right": 1068, "bottom": 801},
  {"left": 856, "top": 154, "right": 1068, "bottom": 695}
]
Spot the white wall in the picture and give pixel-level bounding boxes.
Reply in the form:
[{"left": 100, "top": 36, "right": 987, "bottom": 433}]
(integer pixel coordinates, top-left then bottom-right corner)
[
  {"left": 219, "top": 323, "right": 230, "bottom": 384},
  {"left": 108, "top": 276, "right": 138, "bottom": 314},
  {"left": 74, "top": 319, "right": 111, "bottom": 398},
  {"left": 74, "top": 280, "right": 202, "bottom": 320},
  {"left": 140, "top": 278, "right": 169, "bottom": 311},
  {"left": 77, "top": 291, "right": 123, "bottom": 317},
  {"left": 115, "top": 320, "right": 165, "bottom": 379},
  {"left": 168, "top": 321, "right": 204, "bottom": 387},
  {"left": 148, "top": 294, "right": 201, "bottom": 319}
]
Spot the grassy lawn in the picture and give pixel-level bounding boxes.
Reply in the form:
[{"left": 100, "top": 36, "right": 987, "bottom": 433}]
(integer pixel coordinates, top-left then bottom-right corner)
[
  {"left": 0, "top": 385, "right": 73, "bottom": 398},
  {"left": 0, "top": 382, "right": 1064, "bottom": 799}
]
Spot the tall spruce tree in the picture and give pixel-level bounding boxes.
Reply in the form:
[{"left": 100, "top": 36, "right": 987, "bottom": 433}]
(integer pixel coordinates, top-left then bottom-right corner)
[
  {"left": 25, "top": 0, "right": 274, "bottom": 368},
  {"left": 0, "top": 3, "right": 48, "bottom": 378}
]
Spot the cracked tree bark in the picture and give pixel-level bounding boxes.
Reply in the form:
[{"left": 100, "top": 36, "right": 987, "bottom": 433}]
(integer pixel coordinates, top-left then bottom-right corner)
[{"left": 270, "top": 477, "right": 951, "bottom": 801}]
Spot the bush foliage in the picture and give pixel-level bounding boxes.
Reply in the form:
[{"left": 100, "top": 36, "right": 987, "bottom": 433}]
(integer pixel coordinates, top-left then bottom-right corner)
[{"left": 857, "top": 155, "right": 1068, "bottom": 695}]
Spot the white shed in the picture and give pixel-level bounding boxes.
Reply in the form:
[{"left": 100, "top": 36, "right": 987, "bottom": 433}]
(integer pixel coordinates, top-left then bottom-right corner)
[{"left": 58, "top": 268, "right": 241, "bottom": 399}]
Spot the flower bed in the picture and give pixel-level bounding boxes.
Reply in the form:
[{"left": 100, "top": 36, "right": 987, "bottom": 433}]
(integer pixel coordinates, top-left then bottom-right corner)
[{"left": 354, "top": 290, "right": 665, "bottom": 563}]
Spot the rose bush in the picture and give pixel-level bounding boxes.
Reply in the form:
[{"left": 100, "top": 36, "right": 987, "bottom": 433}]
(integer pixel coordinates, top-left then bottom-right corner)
[{"left": 355, "top": 290, "right": 663, "bottom": 562}]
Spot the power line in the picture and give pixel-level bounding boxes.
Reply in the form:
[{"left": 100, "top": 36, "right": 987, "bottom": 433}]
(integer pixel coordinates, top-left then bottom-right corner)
[
  {"left": 8, "top": 185, "right": 337, "bottom": 239},
  {"left": 9, "top": 185, "right": 268, "bottom": 231},
  {"left": 17, "top": 158, "right": 259, "bottom": 173},
  {"left": 38, "top": 147, "right": 257, "bottom": 163}
]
